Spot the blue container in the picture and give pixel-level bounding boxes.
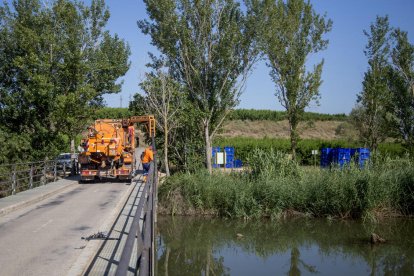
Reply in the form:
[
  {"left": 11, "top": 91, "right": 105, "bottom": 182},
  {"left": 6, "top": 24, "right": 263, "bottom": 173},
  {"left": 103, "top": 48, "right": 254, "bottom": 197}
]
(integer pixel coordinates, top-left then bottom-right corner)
[
  {"left": 332, "top": 148, "right": 351, "bottom": 168},
  {"left": 224, "top": 146, "right": 235, "bottom": 154},
  {"left": 320, "top": 148, "right": 333, "bottom": 168},
  {"left": 355, "top": 148, "right": 370, "bottom": 168},
  {"left": 234, "top": 159, "right": 243, "bottom": 168},
  {"left": 226, "top": 153, "right": 234, "bottom": 168},
  {"left": 224, "top": 146, "right": 235, "bottom": 168}
]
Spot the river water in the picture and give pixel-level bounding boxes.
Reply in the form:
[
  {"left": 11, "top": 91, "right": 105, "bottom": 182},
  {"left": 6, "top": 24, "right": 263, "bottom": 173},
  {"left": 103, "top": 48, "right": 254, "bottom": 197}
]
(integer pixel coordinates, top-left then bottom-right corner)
[{"left": 155, "top": 216, "right": 414, "bottom": 276}]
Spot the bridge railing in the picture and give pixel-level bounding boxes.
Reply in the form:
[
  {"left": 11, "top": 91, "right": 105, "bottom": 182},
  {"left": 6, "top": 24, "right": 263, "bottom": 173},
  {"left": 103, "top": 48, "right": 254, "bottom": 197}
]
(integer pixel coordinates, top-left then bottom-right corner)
[
  {"left": 0, "top": 160, "right": 73, "bottom": 198},
  {"left": 116, "top": 151, "right": 158, "bottom": 276}
]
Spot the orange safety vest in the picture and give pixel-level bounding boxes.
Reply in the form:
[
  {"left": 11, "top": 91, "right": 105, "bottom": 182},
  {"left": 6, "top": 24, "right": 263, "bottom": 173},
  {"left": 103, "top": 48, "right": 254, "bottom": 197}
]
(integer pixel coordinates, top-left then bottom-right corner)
[{"left": 142, "top": 147, "right": 153, "bottom": 163}]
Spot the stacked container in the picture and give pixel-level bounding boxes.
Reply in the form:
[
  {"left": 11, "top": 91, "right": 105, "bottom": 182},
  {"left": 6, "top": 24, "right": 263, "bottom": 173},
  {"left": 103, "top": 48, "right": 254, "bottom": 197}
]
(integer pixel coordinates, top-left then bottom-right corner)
[
  {"left": 332, "top": 148, "right": 351, "bottom": 168},
  {"left": 354, "top": 148, "right": 370, "bottom": 168},
  {"left": 321, "top": 147, "right": 370, "bottom": 169},
  {"left": 320, "top": 148, "right": 332, "bottom": 168},
  {"left": 224, "top": 147, "right": 235, "bottom": 168},
  {"left": 233, "top": 159, "right": 243, "bottom": 168}
]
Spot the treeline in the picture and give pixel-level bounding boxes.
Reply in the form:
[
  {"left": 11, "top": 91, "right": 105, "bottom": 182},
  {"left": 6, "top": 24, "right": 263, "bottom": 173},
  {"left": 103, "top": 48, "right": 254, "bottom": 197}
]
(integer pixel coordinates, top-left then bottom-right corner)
[
  {"left": 92, "top": 107, "right": 348, "bottom": 122},
  {"left": 214, "top": 137, "right": 406, "bottom": 165},
  {"left": 0, "top": 0, "right": 130, "bottom": 164},
  {"left": 228, "top": 109, "right": 347, "bottom": 121}
]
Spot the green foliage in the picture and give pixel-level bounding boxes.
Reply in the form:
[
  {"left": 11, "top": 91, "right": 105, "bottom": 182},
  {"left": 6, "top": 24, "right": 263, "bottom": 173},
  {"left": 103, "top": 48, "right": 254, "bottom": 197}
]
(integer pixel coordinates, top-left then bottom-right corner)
[
  {"left": 247, "top": 148, "right": 300, "bottom": 178},
  {"left": 388, "top": 29, "right": 414, "bottom": 151},
  {"left": 93, "top": 107, "right": 131, "bottom": 120},
  {"left": 0, "top": 0, "right": 130, "bottom": 163},
  {"left": 139, "top": 0, "right": 259, "bottom": 172},
  {"left": 248, "top": 0, "right": 332, "bottom": 159},
  {"left": 228, "top": 109, "right": 347, "bottom": 121},
  {"left": 355, "top": 16, "right": 393, "bottom": 151},
  {"left": 159, "top": 155, "right": 414, "bottom": 219}
]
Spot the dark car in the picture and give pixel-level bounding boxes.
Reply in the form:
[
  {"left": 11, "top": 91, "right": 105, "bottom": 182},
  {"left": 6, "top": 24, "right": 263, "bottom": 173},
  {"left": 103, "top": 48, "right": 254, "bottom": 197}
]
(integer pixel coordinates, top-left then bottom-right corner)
[{"left": 56, "top": 153, "right": 78, "bottom": 171}]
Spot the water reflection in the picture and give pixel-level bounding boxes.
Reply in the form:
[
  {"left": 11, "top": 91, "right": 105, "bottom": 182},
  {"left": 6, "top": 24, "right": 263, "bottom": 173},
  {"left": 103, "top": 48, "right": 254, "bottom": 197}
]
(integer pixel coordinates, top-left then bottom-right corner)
[{"left": 156, "top": 216, "right": 414, "bottom": 275}]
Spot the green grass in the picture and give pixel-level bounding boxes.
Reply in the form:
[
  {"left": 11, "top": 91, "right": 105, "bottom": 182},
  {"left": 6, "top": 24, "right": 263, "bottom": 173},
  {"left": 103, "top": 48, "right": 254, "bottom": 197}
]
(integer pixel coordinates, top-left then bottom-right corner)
[{"left": 159, "top": 151, "right": 414, "bottom": 220}]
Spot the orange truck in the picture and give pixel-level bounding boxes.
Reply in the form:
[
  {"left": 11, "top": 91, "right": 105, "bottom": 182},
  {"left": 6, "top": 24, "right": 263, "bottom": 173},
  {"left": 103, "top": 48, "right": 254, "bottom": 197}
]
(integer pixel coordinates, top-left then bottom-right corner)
[{"left": 78, "top": 116, "right": 155, "bottom": 182}]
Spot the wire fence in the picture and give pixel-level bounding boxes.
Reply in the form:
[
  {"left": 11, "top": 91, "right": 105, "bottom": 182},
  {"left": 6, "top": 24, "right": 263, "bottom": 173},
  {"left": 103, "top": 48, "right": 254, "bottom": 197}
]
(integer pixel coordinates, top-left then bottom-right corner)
[{"left": 0, "top": 160, "right": 75, "bottom": 198}]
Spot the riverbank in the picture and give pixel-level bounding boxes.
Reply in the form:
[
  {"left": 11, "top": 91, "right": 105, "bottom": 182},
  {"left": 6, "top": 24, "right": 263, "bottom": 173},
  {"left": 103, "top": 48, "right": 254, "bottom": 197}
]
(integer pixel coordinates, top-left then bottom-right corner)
[{"left": 158, "top": 151, "right": 414, "bottom": 220}]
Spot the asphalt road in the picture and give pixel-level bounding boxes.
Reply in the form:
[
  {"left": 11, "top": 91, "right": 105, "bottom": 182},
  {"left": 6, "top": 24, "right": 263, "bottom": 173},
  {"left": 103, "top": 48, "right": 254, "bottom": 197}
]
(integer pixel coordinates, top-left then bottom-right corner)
[{"left": 0, "top": 181, "right": 131, "bottom": 276}]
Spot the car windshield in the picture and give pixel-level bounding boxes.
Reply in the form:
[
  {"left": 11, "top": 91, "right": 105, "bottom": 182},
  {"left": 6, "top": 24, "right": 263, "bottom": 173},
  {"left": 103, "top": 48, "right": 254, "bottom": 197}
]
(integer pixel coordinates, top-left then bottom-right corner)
[{"left": 58, "top": 154, "right": 71, "bottom": 160}]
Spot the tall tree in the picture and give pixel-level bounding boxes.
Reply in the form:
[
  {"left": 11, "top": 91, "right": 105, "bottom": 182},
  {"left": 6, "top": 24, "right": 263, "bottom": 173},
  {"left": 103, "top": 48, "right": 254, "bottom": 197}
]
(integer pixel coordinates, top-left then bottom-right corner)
[
  {"left": 139, "top": 0, "right": 258, "bottom": 173},
  {"left": 0, "top": 0, "right": 130, "bottom": 161},
  {"left": 388, "top": 29, "right": 414, "bottom": 150},
  {"left": 356, "top": 16, "right": 392, "bottom": 151},
  {"left": 250, "top": 0, "right": 332, "bottom": 160},
  {"left": 132, "top": 70, "right": 184, "bottom": 176}
]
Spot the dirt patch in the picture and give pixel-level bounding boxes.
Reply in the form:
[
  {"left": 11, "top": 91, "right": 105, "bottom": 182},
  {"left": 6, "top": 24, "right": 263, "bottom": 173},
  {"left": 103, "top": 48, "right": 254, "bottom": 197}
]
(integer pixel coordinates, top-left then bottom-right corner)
[{"left": 220, "top": 120, "right": 358, "bottom": 140}]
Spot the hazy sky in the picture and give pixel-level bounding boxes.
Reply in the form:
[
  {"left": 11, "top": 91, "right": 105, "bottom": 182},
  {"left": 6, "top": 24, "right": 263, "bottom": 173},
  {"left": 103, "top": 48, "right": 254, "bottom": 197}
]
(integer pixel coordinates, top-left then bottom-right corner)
[{"left": 100, "top": 0, "right": 414, "bottom": 115}]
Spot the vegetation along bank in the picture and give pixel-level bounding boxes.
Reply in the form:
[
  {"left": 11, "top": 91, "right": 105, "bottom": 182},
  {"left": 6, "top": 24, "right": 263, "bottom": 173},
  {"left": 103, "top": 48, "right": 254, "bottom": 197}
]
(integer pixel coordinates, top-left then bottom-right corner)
[{"left": 158, "top": 150, "right": 414, "bottom": 220}]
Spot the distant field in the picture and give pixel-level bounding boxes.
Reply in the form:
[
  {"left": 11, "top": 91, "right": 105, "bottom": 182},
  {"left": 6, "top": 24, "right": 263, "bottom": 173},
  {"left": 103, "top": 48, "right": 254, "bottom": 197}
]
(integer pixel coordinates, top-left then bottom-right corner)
[{"left": 220, "top": 119, "right": 358, "bottom": 140}]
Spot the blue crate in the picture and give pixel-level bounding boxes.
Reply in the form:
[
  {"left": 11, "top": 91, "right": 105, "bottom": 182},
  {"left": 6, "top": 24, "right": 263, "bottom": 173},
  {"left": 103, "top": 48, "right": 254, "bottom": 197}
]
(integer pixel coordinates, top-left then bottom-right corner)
[
  {"left": 320, "top": 147, "right": 332, "bottom": 167},
  {"left": 356, "top": 148, "right": 370, "bottom": 168},
  {"left": 234, "top": 159, "right": 243, "bottom": 168},
  {"left": 332, "top": 148, "right": 351, "bottom": 168},
  {"left": 226, "top": 154, "right": 234, "bottom": 167}
]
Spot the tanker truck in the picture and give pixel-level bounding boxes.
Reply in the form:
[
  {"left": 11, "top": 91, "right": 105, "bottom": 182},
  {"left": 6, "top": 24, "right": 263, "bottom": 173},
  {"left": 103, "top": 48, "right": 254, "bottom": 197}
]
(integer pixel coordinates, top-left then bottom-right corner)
[{"left": 78, "top": 116, "right": 155, "bottom": 182}]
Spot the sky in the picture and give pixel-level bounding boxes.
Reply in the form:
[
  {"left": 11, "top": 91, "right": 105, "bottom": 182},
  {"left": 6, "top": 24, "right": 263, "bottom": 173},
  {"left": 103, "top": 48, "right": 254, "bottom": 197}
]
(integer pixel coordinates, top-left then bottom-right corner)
[{"left": 100, "top": 0, "right": 414, "bottom": 115}]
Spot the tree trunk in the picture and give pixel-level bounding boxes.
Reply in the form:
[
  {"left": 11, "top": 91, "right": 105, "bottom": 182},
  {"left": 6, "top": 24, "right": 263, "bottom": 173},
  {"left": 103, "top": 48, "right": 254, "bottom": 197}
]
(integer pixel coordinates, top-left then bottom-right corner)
[
  {"left": 204, "top": 122, "right": 212, "bottom": 174},
  {"left": 164, "top": 123, "right": 170, "bottom": 176},
  {"left": 289, "top": 120, "right": 298, "bottom": 161}
]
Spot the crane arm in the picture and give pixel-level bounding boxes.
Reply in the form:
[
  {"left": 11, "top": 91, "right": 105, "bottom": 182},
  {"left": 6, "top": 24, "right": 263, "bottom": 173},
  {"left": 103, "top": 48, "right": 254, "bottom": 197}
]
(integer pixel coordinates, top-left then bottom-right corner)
[{"left": 128, "top": 115, "right": 156, "bottom": 137}]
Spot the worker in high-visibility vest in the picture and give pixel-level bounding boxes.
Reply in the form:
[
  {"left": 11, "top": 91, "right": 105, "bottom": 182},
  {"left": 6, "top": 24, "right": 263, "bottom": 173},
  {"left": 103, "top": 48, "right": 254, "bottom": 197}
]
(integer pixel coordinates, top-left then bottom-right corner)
[{"left": 141, "top": 145, "right": 154, "bottom": 177}]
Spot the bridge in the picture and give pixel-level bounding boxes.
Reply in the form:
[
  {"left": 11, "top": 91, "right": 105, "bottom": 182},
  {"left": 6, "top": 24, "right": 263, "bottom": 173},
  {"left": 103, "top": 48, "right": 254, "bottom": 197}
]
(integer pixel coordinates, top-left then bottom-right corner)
[{"left": 0, "top": 148, "right": 157, "bottom": 276}]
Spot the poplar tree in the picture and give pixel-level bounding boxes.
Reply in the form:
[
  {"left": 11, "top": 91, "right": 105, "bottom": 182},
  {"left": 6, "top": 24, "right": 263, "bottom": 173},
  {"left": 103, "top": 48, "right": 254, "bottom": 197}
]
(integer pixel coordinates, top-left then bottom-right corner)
[
  {"left": 139, "top": 0, "right": 258, "bottom": 173},
  {"left": 388, "top": 29, "right": 414, "bottom": 150},
  {"left": 356, "top": 16, "right": 392, "bottom": 151},
  {"left": 250, "top": 0, "right": 332, "bottom": 160}
]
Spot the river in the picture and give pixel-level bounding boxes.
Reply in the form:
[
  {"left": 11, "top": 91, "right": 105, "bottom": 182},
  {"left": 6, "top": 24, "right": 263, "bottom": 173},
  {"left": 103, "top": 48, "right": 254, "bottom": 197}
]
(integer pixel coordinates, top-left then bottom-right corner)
[{"left": 155, "top": 216, "right": 414, "bottom": 275}]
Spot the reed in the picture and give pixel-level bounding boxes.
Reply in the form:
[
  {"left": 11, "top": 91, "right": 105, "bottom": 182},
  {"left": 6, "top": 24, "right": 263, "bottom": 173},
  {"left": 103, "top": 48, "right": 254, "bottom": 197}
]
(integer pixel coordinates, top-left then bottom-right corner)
[{"left": 159, "top": 152, "right": 414, "bottom": 220}]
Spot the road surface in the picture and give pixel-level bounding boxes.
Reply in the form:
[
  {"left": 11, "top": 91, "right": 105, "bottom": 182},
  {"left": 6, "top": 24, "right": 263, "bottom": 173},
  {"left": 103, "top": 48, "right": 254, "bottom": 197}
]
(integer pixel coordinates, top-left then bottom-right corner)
[{"left": 0, "top": 181, "right": 131, "bottom": 276}]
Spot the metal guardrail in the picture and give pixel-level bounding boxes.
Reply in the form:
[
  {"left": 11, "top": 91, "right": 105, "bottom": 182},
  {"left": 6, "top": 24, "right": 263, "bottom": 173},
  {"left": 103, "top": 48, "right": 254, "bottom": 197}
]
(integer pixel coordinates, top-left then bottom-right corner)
[
  {"left": 116, "top": 145, "right": 158, "bottom": 276},
  {"left": 0, "top": 160, "right": 74, "bottom": 198}
]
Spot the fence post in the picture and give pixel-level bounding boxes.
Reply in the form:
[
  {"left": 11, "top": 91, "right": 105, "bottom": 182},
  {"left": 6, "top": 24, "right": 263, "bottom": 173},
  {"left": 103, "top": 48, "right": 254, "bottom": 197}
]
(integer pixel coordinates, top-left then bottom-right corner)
[
  {"left": 11, "top": 165, "right": 16, "bottom": 195},
  {"left": 42, "top": 162, "right": 46, "bottom": 185},
  {"left": 30, "top": 165, "right": 33, "bottom": 189},
  {"left": 54, "top": 161, "right": 57, "bottom": 182}
]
